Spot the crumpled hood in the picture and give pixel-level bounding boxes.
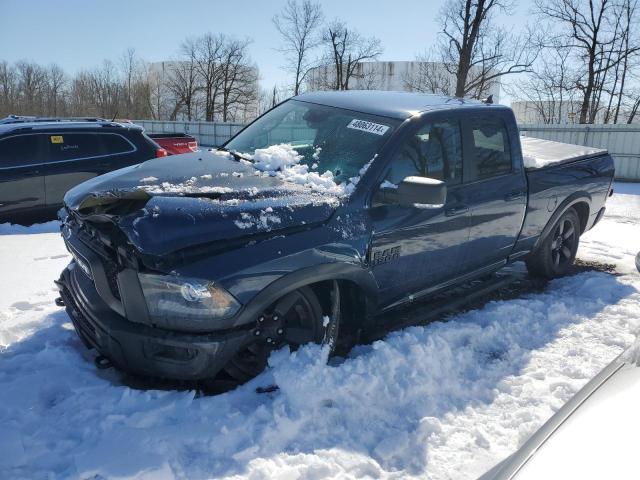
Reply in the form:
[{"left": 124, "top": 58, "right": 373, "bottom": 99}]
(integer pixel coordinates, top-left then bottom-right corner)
[{"left": 64, "top": 150, "right": 340, "bottom": 257}]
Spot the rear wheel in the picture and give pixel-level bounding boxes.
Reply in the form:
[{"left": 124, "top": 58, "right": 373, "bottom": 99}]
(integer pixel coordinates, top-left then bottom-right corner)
[
  {"left": 221, "top": 286, "right": 337, "bottom": 385},
  {"left": 526, "top": 208, "right": 581, "bottom": 279}
]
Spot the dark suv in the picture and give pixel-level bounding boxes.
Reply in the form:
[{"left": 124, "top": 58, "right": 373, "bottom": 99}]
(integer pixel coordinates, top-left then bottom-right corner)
[{"left": 0, "top": 120, "right": 165, "bottom": 223}]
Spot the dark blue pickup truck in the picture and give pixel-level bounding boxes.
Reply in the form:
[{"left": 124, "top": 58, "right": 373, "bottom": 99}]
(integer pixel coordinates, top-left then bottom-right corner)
[{"left": 56, "top": 91, "right": 615, "bottom": 385}]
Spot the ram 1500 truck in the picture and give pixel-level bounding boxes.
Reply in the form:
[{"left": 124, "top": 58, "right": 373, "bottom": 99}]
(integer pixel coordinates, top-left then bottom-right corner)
[{"left": 56, "top": 91, "right": 615, "bottom": 385}]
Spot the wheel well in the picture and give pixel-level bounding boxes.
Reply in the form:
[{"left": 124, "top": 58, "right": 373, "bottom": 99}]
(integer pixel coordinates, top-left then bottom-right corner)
[
  {"left": 308, "top": 279, "right": 370, "bottom": 343},
  {"left": 571, "top": 201, "right": 590, "bottom": 233}
]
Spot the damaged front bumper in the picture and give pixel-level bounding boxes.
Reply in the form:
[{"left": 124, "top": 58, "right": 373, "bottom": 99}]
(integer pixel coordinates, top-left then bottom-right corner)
[{"left": 57, "top": 262, "right": 251, "bottom": 381}]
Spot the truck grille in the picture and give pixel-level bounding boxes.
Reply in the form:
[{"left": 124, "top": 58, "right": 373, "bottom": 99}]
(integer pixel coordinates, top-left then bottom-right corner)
[
  {"left": 102, "top": 258, "right": 122, "bottom": 300},
  {"left": 69, "top": 218, "right": 123, "bottom": 301},
  {"left": 60, "top": 284, "right": 97, "bottom": 348}
]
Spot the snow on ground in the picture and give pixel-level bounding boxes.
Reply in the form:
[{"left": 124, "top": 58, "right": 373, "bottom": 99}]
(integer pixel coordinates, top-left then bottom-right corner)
[{"left": 0, "top": 184, "right": 639, "bottom": 480}]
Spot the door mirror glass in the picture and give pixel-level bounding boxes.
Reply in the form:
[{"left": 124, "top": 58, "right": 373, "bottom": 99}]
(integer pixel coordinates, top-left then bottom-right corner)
[{"left": 397, "top": 176, "right": 447, "bottom": 207}]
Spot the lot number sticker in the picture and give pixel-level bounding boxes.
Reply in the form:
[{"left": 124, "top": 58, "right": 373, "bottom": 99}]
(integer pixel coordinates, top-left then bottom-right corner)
[
  {"left": 347, "top": 119, "right": 390, "bottom": 136},
  {"left": 50, "top": 135, "right": 64, "bottom": 144}
]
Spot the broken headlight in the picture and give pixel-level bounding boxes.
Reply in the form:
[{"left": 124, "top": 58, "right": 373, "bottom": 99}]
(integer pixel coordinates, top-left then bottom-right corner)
[{"left": 138, "top": 273, "right": 240, "bottom": 330}]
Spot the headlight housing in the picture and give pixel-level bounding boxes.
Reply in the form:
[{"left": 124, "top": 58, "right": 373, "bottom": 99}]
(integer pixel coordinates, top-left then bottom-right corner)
[{"left": 138, "top": 273, "right": 240, "bottom": 330}]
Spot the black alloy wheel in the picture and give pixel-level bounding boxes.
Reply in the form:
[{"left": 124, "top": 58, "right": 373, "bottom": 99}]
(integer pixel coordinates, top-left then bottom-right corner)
[
  {"left": 526, "top": 208, "right": 581, "bottom": 279},
  {"left": 221, "top": 286, "right": 330, "bottom": 384},
  {"left": 550, "top": 217, "right": 577, "bottom": 268}
]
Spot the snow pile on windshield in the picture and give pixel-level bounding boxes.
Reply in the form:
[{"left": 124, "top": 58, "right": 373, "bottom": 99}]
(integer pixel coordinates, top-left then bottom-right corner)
[
  {"left": 251, "top": 144, "right": 302, "bottom": 171},
  {"left": 246, "top": 144, "right": 373, "bottom": 197}
]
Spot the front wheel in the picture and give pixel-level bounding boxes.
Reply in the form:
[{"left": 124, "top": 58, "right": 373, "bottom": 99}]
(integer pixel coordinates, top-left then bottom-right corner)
[
  {"left": 526, "top": 208, "right": 581, "bottom": 279},
  {"left": 220, "top": 286, "right": 338, "bottom": 385}
]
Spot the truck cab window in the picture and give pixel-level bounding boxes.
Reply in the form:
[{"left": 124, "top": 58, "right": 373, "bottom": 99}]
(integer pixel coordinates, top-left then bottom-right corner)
[
  {"left": 385, "top": 121, "right": 462, "bottom": 186},
  {"left": 470, "top": 120, "right": 512, "bottom": 179}
]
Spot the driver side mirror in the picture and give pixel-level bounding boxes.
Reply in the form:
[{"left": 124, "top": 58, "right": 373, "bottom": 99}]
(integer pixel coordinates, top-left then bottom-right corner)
[
  {"left": 396, "top": 176, "right": 447, "bottom": 207},
  {"left": 374, "top": 176, "right": 447, "bottom": 207}
]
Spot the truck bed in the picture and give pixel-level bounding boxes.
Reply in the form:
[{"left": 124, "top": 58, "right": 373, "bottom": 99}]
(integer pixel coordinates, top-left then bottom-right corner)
[
  {"left": 513, "top": 142, "right": 615, "bottom": 258},
  {"left": 521, "top": 136, "right": 608, "bottom": 170}
]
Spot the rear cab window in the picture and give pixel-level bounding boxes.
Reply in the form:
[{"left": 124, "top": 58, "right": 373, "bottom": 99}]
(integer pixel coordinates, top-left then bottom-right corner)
[{"left": 469, "top": 118, "right": 512, "bottom": 180}]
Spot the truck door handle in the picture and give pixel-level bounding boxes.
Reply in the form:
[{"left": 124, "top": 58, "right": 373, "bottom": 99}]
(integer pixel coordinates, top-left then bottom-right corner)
[
  {"left": 445, "top": 205, "right": 469, "bottom": 217},
  {"left": 504, "top": 191, "right": 525, "bottom": 201}
]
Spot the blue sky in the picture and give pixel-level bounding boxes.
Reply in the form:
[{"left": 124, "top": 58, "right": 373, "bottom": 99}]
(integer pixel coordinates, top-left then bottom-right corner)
[{"left": 0, "top": 0, "right": 530, "bottom": 96}]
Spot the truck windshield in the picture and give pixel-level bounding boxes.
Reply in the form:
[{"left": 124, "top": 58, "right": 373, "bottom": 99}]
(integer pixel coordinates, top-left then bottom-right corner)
[{"left": 225, "top": 100, "right": 400, "bottom": 183}]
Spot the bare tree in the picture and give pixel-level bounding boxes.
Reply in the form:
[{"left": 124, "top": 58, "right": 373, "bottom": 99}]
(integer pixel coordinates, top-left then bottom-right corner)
[
  {"left": 218, "top": 38, "right": 256, "bottom": 122},
  {"left": 258, "top": 84, "right": 288, "bottom": 115},
  {"left": 403, "top": 53, "right": 454, "bottom": 94},
  {"left": 626, "top": 87, "right": 640, "bottom": 122},
  {"left": 507, "top": 41, "right": 578, "bottom": 123},
  {"left": 120, "top": 48, "right": 139, "bottom": 117},
  {"left": 45, "top": 64, "right": 67, "bottom": 116},
  {"left": 536, "top": 0, "right": 640, "bottom": 123},
  {"left": 167, "top": 39, "right": 201, "bottom": 120},
  {"left": 89, "top": 60, "right": 122, "bottom": 118},
  {"left": 15, "top": 61, "right": 48, "bottom": 114},
  {"left": 0, "top": 61, "right": 18, "bottom": 116},
  {"left": 193, "top": 33, "right": 225, "bottom": 121},
  {"left": 0, "top": 32, "right": 259, "bottom": 122},
  {"left": 273, "top": 0, "right": 324, "bottom": 95},
  {"left": 612, "top": 0, "right": 639, "bottom": 123},
  {"left": 319, "top": 20, "right": 383, "bottom": 90},
  {"left": 437, "top": 0, "right": 536, "bottom": 99}
]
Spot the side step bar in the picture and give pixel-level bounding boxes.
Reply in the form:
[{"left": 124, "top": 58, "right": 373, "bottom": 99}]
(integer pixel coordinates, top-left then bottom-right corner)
[{"left": 366, "top": 272, "right": 520, "bottom": 342}]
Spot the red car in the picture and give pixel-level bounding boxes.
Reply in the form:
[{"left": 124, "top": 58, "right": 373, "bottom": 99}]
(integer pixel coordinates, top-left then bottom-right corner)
[{"left": 147, "top": 133, "right": 198, "bottom": 155}]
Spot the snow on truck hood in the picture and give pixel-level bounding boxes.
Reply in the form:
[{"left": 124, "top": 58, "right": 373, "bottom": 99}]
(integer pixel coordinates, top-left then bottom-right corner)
[{"left": 63, "top": 147, "right": 360, "bottom": 257}]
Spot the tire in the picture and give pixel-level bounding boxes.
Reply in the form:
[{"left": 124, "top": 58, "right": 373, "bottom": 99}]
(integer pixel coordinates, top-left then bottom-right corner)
[
  {"left": 526, "top": 208, "right": 581, "bottom": 279},
  {"left": 220, "top": 286, "right": 338, "bottom": 385}
]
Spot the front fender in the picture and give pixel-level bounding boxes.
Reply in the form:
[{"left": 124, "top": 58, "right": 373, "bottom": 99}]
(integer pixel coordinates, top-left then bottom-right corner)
[{"left": 227, "top": 262, "right": 379, "bottom": 329}]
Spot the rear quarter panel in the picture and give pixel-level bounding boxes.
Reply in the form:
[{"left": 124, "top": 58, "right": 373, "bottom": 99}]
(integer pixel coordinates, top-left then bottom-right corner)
[{"left": 513, "top": 154, "right": 615, "bottom": 254}]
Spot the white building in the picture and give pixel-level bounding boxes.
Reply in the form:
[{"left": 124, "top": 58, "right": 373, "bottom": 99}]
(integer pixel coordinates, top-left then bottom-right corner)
[
  {"left": 306, "top": 61, "right": 501, "bottom": 103},
  {"left": 511, "top": 100, "right": 584, "bottom": 124},
  {"left": 511, "top": 100, "right": 638, "bottom": 124}
]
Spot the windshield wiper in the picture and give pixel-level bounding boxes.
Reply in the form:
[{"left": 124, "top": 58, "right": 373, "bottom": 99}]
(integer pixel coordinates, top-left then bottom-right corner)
[{"left": 217, "top": 146, "right": 252, "bottom": 162}]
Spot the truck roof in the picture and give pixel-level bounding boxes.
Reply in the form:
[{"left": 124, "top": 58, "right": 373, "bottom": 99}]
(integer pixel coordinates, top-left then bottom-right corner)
[{"left": 293, "top": 90, "right": 507, "bottom": 120}]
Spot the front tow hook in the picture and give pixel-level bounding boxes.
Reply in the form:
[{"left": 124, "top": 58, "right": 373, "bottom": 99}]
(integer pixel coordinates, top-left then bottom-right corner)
[{"left": 94, "top": 355, "right": 113, "bottom": 370}]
